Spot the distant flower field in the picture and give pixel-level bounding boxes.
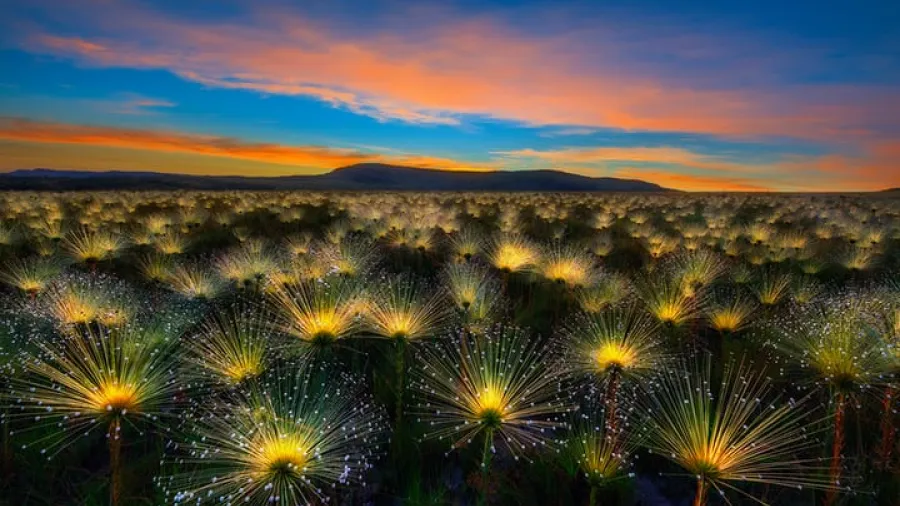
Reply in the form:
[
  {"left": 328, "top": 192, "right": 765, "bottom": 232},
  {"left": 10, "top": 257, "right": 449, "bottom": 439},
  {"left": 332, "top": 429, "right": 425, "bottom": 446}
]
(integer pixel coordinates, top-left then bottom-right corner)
[{"left": 0, "top": 191, "right": 898, "bottom": 505}]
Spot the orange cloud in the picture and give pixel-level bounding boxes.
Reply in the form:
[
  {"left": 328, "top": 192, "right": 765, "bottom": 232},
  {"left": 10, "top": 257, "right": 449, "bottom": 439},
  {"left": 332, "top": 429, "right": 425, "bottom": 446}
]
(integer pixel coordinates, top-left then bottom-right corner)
[
  {"left": 614, "top": 169, "right": 773, "bottom": 192},
  {"left": 20, "top": 3, "right": 900, "bottom": 140},
  {"left": 0, "top": 117, "right": 493, "bottom": 174},
  {"left": 496, "top": 146, "right": 755, "bottom": 173}
]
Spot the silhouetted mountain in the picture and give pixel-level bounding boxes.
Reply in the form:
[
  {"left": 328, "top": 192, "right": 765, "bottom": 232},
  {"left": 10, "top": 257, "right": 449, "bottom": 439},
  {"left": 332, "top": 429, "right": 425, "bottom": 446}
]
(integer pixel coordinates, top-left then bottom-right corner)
[{"left": 0, "top": 164, "right": 670, "bottom": 192}]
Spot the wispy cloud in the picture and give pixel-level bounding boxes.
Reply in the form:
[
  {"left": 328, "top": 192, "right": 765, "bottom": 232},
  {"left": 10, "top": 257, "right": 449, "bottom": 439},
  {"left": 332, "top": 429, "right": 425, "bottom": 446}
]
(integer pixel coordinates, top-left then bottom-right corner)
[
  {"left": 612, "top": 169, "right": 772, "bottom": 192},
  {"left": 0, "top": 116, "right": 493, "bottom": 173},
  {"left": 112, "top": 94, "right": 176, "bottom": 115},
  {"left": 17, "top": 2, "right": 900, "bottom": 141}
]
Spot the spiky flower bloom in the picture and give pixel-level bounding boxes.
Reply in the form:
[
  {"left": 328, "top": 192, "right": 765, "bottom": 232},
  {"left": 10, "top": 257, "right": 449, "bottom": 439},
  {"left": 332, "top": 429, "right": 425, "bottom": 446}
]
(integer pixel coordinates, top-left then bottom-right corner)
[
  {"left": 0, "top": 256, "right": 62, "bottom": 296},
  {"left": 164, "top": 262, "right": 223, "bottom": 300},
  {"left": 566, "top": 403, "right": 638, "bottom": 505},
  {"left": 34, "top": 218, "right": 64, "bottom": 242},
  {"left": 43, "top": 277, "right": 132, "bottom": 328},
  {"left": 216, "top": 240, "right": 279, "bottom": 288},
  {"left": 644, "top": 234, "right": 679, "bottom": 259},
  {"left": 153, "top": 231, "right": 188, "bottom": 256},
  {"left": 364, "top": 275, "right": 447, "bottom": 341},
  {"left": 588, "top": 233, "right": 614, "bottom": 258},
  {"left": 706, "top": 294, "right": 757, "bottom": 333},
  {"left": 137, "top": 253, "right": 173, "bottom": 283},
  {"left": 64, "top": 227, "right": 125, "bottom": 264},
  {"left": 449, "top": 228, "right": 485, "bottom": 261},
  {"left": 575, "top": 273, "right": 632, "bottom": 313},
  {"left": 443, "top": 263, "right": 502, "bottom": 332},
  {"left": 270, "top": 277, "right": 366, "bottom": 346},
  {"left": 319, "top": 237, "right": 378, "bottom": 277},
  {"left": 772, "top": 296, "right": 894, "bottom": 504},
  {"left": 0, "top": 221, "right": 15, "bottom": 246},
  {"left": 6, "top": 326, "right": 178, "bottom": 505},
  {"left": 560, "top": 307, "right": 663, "bottom": 432},
  {"left": 637, "top": 273, "right": 703, "bottom": 327},
  {"left": 159, "top": 366, "right": 386, "bottom": 505},
  {"left": 791, "top": 275, "right": 823, "bottom": 305},
  {"left": 184, "top": 304, "right": 272, "bottom": 386},
  {"left": 753, "top": 270, "right": 792, "bottom": 306},
  {"left": 839, "top": 245, "right": 878, "bottom": 271},
  {"left": 488, "top": 235, "right": 539, "bottom": 273},
  {"left": 410, "top": 326, "right": 569, "bottom": 457},
  {"left": 674, "top": 249, "right": 726, "bottom": 292},
  {"left": 284, "top": 234, "right": 312, "bottom": 256},
  {"left": 540, "top": 244, "right": 598, "bottom": 287},
  {"left": 639, "top": 359, "right": 833, "bottom": 506},
  {"left": 560, "top": 307, "right": 664, "bottom": 386}
]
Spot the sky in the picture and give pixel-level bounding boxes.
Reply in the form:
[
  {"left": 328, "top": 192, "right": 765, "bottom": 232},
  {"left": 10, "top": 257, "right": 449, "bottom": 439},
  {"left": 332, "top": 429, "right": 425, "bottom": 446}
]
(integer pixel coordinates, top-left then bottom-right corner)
[{"left": 0, "top": 0, "right": 898, "bottom": 191}]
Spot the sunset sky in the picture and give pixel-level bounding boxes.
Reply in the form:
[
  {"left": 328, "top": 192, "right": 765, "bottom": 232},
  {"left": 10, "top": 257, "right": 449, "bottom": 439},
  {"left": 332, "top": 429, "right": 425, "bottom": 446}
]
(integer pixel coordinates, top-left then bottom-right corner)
[{"left": 1, "top": 0, "right": 898, "bottom": 191}]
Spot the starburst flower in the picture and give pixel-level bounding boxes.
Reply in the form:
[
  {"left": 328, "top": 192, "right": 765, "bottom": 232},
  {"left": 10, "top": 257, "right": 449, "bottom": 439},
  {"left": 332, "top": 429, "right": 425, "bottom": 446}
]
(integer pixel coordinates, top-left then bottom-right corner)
[
  {"left": 6, "top": 325, "right": 178, "bottom": 506},
  {"left": 706, "top": 293, "right": 758, "bottom": 333},
  {"left": 771, "top": 295, "right": 894, "bottom": 504},
  {"left": 638, "top": 359, "right": 833, "bottom": 506},
  {"left": 575, "top": 273, "right": 632, "bottom": 313},
  {"left": 159, "top": 365, "right": 387, "bottom": 505},
  {"left": 164, "top": 262, "right": 223, "bottom": 300},
  {"left": 637, "top": 273, "right": 703, "bottom": 327},
  {"left": 216, "top": 241, "right": 279, "bottom": 288},
  {"left": 137, "top": 253, "right": 173, "bottom": 283},
  {"left": 753, "top": 269, "right": 792, "bottom": 306},
  {"left": 0, "top": 256, "right": 63, "bottom": 297},
  {"left": 154, "top": 231, "right": 188, "bottom": 255},
  {"left": 560, "top": 307, "right": 664, "bottom": 386},
  {"left": 559, "top": 307, "right": 664, "bottom": 431},
  {"left": 364, "top": 275, "right": 447, "bottom": 341},
  {"left": 270, "top": 277, "right": 366, "bottom": 347},
  {"left": 443, "top": 262, "right": 503, "bottom": 332},
  {"left": 540, "top": 243, "right": 598, "bottom": 287},
  {"left": 449, "top": 228, "right": 485, "bottom": 261},
  {"left": 64, "top": 227, "right": 125, "bottom": 264},
  {"left": 791, "top": 275, "right": 823, "bottom": 305},
  {"left": 42, "top": 276, "right": 132, "bottom": 328},
  {"left": 565, "top": 403, "right": 639, "bottom": 505},
  {"left": 410, "top": 326, "right": 569, "bottom": 457},
  {"left": 318, "top": 237, "right": 378, "bottom": 277},
  {"left": 184, "top": 303, "right": 273, "bottom": 386},
  {"left": 488, "top": 235, "right": 539, "bottom": 273},
  {"left": 674, "top": 249, "right": 726, "bottom": 291}
]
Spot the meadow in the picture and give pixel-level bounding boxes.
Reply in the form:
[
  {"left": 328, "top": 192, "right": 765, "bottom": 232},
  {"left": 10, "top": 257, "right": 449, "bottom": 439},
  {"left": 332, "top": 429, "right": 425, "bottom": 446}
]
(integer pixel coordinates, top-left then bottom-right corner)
[{"left": 0, "top": 191, "right": 897, "bottom": 506}]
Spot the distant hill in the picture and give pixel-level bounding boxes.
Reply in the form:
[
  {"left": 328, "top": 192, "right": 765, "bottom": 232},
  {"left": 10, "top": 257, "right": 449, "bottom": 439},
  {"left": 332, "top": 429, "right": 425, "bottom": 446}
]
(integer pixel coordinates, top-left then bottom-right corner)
[{"left": 0, "top": 164, "right": 670, "bottom": 192}]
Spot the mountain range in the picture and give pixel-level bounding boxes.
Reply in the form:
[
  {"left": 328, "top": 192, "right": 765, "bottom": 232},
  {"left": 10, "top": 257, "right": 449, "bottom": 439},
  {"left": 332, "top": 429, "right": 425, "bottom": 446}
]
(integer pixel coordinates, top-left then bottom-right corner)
[{"left": 0, "top": 164, "right": 670, "bottom": 192}]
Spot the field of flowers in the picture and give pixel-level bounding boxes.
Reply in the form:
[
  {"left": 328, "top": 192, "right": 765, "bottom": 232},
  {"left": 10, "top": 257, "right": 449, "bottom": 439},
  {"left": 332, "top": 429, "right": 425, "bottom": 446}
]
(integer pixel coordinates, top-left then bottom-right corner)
[{"left": 0, "top": 191, "right": 897, "bottom": 505}]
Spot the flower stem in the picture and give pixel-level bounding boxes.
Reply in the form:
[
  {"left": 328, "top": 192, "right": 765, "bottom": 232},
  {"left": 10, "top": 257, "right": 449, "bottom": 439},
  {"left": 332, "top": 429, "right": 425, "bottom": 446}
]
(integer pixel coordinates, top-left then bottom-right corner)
[
  {"left": 394, "top": 338, "right": 406, "bottom": 426},
  {"left": 878, "top": 385, "right": 896, "bottom": 470},
  {"left": 693, "top": 478, "right": 708, "bottom": 506},
  {"left": 826, "top": 392, "right": 846, "bottom": 506},
  {"left": 108, "top": 418, "right": 122, "bottom": 506},
  {"left": 480, "top": 429, "right": 494, "bottom": 506}
]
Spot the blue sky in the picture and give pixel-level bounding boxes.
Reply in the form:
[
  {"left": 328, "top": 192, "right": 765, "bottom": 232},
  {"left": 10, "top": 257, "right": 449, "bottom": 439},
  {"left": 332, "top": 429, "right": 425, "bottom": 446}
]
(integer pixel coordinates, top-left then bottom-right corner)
[{"left": 0, "top": 0, "right": 898, "bottom": 190}]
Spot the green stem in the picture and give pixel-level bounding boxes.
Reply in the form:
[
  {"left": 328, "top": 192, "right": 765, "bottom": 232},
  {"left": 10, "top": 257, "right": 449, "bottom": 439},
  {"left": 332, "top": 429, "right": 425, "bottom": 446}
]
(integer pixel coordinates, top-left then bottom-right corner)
[
  {"left": 693, "top": 478, "right": 708, "bottom": 506},
  {"left": 109, "top": 418, "right": 122, "bottom": 506},
  {"left": 1, "top": 408, "right": 10, "bottom": 481},
  {"left": 394, "top": 338, "right": 406, "bottom": 426},
  {"left": 480, "top": 429, "right": 494, "bottom": 506},
  {"left": 588, "top": 483, "right": 599, "bottom": 506}
]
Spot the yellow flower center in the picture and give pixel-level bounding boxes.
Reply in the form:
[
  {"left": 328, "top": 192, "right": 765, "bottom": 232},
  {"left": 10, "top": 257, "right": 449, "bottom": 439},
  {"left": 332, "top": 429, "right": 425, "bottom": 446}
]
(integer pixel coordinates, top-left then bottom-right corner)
[
  {"left": 91, "top": 382, "right": 139, "bottom": 413},
  {"left": 594, "top": 342, "right": 636, "bottom": 370},
  {"left": 473, "top": 386, "right": 506, "bottom": 426},
  {"left": 253, "top": 433, "right": 310, "bottom": 477}
]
